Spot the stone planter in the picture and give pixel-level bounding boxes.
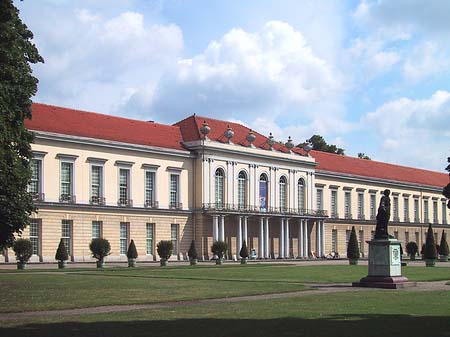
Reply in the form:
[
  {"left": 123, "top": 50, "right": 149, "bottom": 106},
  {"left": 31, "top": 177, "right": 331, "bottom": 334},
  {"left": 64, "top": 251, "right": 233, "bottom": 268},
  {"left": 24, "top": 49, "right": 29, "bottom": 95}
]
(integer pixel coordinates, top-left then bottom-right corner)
[
  {"left": 128, "top": 258, "right": 136, "bottom": 267},
  {"left": 425, "top": 259, "right": 436, "bottom": 267},
  {"left": 96, "top": 259, "right": 105, "bottom": 268},
  {"left": 439, "top": 255, "right": 448, "bottom": 262},
  {"left": 17, "top": 261, "right": 27, "bottom": 270},
  {"left": 349, "top": 258, "right": 359, "bottom": 265},
  {"left": 216, "top": 258, "right": 223, "bottom": 265},
  {"left": 160, "top": 258, "right": 167, "bottom": 267},
  {"left": 58, "top": 260, "right": 67, "bottom": 269},
  {"left": 240, "top": 258, "right": 247, "bottom": 265},
  {"left": 189, "top": 258, "right": 197, "bottom": 266}
]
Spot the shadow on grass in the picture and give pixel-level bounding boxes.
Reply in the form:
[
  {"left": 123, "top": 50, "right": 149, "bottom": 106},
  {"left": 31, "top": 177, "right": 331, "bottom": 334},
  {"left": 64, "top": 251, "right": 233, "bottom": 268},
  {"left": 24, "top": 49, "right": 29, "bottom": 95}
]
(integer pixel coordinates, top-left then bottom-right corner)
[{"left": 2, "top": 314, "right": 449, "bottom": 337}]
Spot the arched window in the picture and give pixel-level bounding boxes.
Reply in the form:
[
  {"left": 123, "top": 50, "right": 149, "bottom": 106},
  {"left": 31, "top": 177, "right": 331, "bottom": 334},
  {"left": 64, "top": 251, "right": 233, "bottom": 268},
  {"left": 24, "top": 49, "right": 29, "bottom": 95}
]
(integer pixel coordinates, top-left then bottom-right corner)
[
  {"left": 215, "top": 168, "right": 225, "bottom": 208},
  {"left": 238, "top": 171, "right": 247, "bottom": 209},
  {"left": 279, "top": 176, "right": 287, "bottom": 211},
  {"left": 259, "top": 173, "right": 268, "bottom": 211},
  {"left": 298, "top": 178, "right": 305, "bottom": 212}
]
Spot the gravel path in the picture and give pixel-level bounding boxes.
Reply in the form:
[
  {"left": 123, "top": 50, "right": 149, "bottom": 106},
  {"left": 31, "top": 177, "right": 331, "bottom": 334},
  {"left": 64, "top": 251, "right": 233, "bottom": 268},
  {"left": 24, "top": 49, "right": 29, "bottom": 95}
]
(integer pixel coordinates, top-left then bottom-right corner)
[{"left": 1, "top": 280, "right": 448, "bottom": 321}]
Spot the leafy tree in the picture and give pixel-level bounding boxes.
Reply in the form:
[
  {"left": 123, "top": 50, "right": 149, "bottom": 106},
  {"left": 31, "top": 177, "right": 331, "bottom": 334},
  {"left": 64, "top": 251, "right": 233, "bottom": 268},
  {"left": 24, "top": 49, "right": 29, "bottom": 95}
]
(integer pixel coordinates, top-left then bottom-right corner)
[
  {"left": 439, "top": 230, "right": 449, "bottom": 257},
  {"left": 157, "top": 240, "right": 173, "bottom": 260},
  {"left": 126, "top": 239, "right": 138, "bottom": 259},
  {"left": 405, "top": 241, "right": 418, "bottom": 259},
  {"left": 239, "top": 240, "right": 249, "bottom": 259},
  {"left": 0, "top": 1, "right": 44, "bottom": 249},
  {"left": 89, "top": 238, "right": 111, "bottom": 261},
  {"left": 211, "top": 240, "right": 228, "bottom": 259},
  {"left": 357, "top": 152, "right": 371, "bottom": 160},
  {"left": 188, "top": 240, "right": 198, "bottom": 260},
  {"left": 346, "top": 226, "right": 360, "bottom": 259},
  {"left": 12, "top": 238, "right": 32, "bottom": 263},
  {"left": 55, "top": 238, "right": 69, "bottom": 262},
  {"left": 424, "top": 224, "right": 437, "bottom": 260},
  {"left": 304, "top": 135, "right": 345, "bottom": 155}
]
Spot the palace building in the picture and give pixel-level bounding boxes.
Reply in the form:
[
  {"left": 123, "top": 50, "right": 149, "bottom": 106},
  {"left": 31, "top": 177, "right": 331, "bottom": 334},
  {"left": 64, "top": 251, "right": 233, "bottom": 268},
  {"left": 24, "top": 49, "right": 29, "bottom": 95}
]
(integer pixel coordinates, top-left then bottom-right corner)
[{"left": 1, "top": 103, "right": 448, "bottom": 262}]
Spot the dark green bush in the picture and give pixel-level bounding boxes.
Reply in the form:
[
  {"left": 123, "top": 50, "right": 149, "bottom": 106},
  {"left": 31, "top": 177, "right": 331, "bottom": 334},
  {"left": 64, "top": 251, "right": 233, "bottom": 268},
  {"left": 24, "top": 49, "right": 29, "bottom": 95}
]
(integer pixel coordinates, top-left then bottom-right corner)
[
  {"left": 126, "top": 239, "right": 138, "bottom": 259},
  {"left": 239, "top": 240, "right": 249, "bottom": 259},
  {"left": 424, "top": 224, "right": 437, "bottom": 260},
  {"left": 406, "top": 241, "right": 418, "bottom": 258},
  {"left": 55, "top": 238, "right": 69, "bottom": 261},
  {"left": 439, "top": 230, "right": 449, "bottom": 256},
  {"left": 211, "top": 240, "right": 228, "bottom": 259},
  {"left": 157, "top": 240, "right": 173, "bottom": 260},
  {"left": 89, "top": 238, "right": 111, "bottom": 261},
  {"left": 13, "top": 239, "right": 33, "bottom": 263},
  {"left": 188, "top": 240, "right": 198, "bottom": 260},
  {"left": 346, "top": 226, "right": 360, "bottom": 259}
]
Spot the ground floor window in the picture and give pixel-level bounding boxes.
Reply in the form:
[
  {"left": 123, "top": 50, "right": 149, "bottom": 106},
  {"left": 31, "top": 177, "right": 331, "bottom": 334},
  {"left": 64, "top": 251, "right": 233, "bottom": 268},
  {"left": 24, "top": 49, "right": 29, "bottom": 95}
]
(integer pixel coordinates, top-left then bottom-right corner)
[
  {"left": 331, "top": 229, "right": 337, "bottom": 252},
  {"left": 92, "top": 221, "right": 102, "bottom": 239},
  {"left": 405, "top": 231, "right": 409, "bottom": 244},
  {"left": 346, "top": 230, "right": 351, "bottom": 247},
  {"left": 61, "top": 220, "right": 72, "bottom": 256},
  {"left": 120, "top": 222, "right": 129, "bottom": 255},
  {"left": 29, "top": 219, "right": 40, "bottom": 256},
  {"left": 358, "top": 230, "right": 364, "bottom": 255},
  {"left": 146, "top": 223, "right": 154, "bottom": 255},
  {"left": 171, "top": 224, "right": 179, "bottom": 255}
]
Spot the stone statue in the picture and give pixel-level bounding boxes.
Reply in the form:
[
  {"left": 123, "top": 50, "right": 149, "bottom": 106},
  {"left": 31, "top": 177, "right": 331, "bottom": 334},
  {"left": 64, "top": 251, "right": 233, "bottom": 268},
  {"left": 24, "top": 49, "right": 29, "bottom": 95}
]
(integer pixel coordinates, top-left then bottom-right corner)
[{"left": 375, "top": 189, "right": 391, "bottom": 239}]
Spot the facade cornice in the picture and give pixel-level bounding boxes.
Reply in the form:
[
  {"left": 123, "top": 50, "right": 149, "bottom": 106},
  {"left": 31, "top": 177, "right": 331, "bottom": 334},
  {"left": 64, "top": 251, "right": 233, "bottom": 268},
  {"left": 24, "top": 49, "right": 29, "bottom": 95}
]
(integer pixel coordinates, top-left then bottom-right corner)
[
  {"left": 33, "top": 131, "right": 194, "bottom": 159},
  {"left": 316, "top": 170, "right": 443, "bottom": 193}
]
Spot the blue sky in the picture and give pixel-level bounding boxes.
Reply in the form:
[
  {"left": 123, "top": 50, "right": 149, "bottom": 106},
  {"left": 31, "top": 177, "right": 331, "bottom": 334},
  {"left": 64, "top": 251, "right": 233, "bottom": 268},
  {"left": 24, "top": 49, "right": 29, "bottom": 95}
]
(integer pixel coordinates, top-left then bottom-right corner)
[{"left": 16, "top": 0, "right": 450, "bottom": 172}]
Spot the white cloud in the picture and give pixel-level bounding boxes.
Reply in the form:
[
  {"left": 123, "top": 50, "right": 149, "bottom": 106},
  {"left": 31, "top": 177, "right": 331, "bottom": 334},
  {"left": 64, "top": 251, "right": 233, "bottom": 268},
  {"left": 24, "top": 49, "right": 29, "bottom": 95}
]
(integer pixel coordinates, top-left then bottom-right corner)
[{"left": 364, "top": 91, "right": 450, "bottom": 170}]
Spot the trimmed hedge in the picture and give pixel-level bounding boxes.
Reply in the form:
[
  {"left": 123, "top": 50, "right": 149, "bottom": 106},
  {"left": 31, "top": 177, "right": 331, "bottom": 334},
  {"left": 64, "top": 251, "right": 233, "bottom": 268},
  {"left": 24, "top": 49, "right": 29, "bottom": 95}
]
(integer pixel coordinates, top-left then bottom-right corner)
[
  {"left": 157, "top": 240, "right": 173, "bottom": 260},
  {"left": 55, "top": 238, "right": 69, "bottom": 261},
  {"left": 13, "top": 239, "right": 33, "bottom": 263},
  {"left": 424, "top": 223, "right": 437, "bottom": 260},
  {"left": 188, "top": 240, "right": 198, "bottom": 260},
  {"left": 239, "top": 240, "right": 249, "bottom": 259},
  {"left": 127, "top": 240, "right": 138, "bottom": 259},
  {"left": 439, "top": 230, "right": 449, "bottom": 256},
  {"left": 346, "top": 226, "right": 360, "bottom": 259},
  {"left": 89, "top": 238, "right": 111, "bottom": 261},
  {"left": 211, "top": 240, "right": 228, "bottom": 259},
  {"left": 406, "top": 241, "right": 418, "bottom": 258}
]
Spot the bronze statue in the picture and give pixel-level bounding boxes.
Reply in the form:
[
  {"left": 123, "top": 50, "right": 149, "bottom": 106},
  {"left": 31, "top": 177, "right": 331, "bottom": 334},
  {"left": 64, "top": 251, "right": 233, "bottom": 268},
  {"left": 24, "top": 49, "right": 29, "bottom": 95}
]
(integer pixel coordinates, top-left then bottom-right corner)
[{"left": 375, "top": 189, "right": 391, "bottom": 239}]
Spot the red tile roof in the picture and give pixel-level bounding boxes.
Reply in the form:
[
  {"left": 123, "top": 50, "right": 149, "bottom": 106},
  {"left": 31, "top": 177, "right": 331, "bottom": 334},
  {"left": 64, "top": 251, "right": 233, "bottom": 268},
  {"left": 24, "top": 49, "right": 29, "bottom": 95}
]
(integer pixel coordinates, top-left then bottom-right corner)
[
  {"left": 312, "top": 150, "right": 448, "bottom": 188},
  {"left": 174, "top": 115, "right": 292, "bottom": 153},
  {"left": 26, "top": 103, "right": 186, "bottom": 151}
]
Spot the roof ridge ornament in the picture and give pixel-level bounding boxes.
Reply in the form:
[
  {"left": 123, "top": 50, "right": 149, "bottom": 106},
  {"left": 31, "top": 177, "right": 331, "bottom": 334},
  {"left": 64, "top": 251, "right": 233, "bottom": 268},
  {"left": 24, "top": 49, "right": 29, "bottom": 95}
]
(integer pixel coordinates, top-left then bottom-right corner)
[
  {"left": 246, "top": 129, "right": 256, "bottom": 147},
  {"left": 285, "top": 136, "right": 294, "bottom": 151},
  {"left": 199, "top": 120, "right": 210, "bottom": 139},
  {"left": 303, "top": 139, "right": 313, "bottom": 156},
  {"left": 266, "top": 132, "right": 275, "bottom": 150},
  {"left": 224, "top": 124, "right": 234, "bottom": 143}
]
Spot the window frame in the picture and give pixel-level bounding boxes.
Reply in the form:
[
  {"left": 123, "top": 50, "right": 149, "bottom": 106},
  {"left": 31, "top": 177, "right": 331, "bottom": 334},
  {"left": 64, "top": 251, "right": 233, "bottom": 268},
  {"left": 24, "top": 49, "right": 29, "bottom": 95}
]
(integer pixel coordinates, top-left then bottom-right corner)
[{"left": 119, "top": 222, "right": 130, "bottom": 255}]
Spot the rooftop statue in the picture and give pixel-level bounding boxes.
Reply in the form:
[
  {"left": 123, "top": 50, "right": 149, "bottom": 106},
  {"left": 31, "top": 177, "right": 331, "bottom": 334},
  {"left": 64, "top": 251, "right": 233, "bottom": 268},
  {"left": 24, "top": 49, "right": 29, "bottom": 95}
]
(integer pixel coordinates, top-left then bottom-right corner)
[{"left": 375, "top": 189, "right": 392, "bottom": 239}]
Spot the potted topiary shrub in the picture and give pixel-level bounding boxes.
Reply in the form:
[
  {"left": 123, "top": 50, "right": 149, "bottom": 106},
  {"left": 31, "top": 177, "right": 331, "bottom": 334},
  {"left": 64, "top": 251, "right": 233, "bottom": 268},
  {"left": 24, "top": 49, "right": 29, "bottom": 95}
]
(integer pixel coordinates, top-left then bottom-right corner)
[
  {"left": 127, "top": 240, "right": 138, "bottom": 267},
  {"left": 239, "top": 240, "right": 249, "bottom": 264},
  {"left": 89, "top": 238, "right": 111, "bottom": 268},
  {"left": 438, "top": 230, "right": 449, "bottom": 262},
  {"left": 188, "top": 240, "right": 198, "bottom": 266},
  {"left": 406, "top": 241, "right": 418, "bottom": 260},
  {"left": 55, "top": 238, "right": 69, "bottom": 269},
  {"left": 211, "top": 240, "right": 228, "bottom": 265},
  {"left": 347, "top": 226, "right": 360, "bottom": 265},
  {"left": 424, "top": 224, "right": 437, "bottom": 267},
  {"left": 13, "top": 239, "right": 33, "bottom": 270},
  {"left": 157, "top": 240, "right": 173, "bottom": 266}
]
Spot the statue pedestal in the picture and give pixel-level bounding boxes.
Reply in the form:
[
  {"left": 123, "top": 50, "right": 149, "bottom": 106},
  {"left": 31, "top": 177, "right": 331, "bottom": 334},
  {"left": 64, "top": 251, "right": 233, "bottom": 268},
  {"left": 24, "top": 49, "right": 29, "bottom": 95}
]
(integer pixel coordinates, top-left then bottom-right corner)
[{"left": 353, "top": 238, "right": 413, "bottom": 289}]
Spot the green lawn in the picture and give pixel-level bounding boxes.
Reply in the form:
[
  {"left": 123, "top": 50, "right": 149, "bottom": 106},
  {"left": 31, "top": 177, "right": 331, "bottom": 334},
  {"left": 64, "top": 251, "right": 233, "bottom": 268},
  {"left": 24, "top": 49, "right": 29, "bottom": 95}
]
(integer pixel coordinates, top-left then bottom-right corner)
[{"left": 1, "top": 291, "right": 449, "bottom": 337}]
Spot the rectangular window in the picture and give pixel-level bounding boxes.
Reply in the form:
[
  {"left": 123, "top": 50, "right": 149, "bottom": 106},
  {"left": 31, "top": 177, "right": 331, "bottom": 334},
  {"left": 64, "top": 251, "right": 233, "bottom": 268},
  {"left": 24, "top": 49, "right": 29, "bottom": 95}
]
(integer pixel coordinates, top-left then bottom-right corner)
[
  {"left": 405, "top": 231, "right": 409, "bottom": 244},
  {"left": 170, "top": 174, "right": 180, "bottom": 208},
  {"left": 61, "top": 220, "right": 72, "bottom": 256},
  {"left": 29, "top": 219, "right": 40, "bottom": 255},
  {"left": 60, "top": 162, "right": 73, "bottom": 201},
  {"left": 171, "top": 224, "right": 179, "bottom": 255},
  {"left": 331, "top": 190, "right": 338, "bottom": 217},
  {"left": 393, "top": 196, "right": 399, "bottom": 221},
  {"left": 346, "top": 230, "right": 351, "bottom": 246},
  {"left": 344, "top": 192, "right": 352, "bottom": 219},
  {"left": 90, "top": 165, "right": 103, "bottom": 204},
  {"left": 403, "top": 198, "right": 410, "bottom": 222},
  {"left": 331, "top": 229, "right": 338, "bottom": 253},
  {"left": 423, "top": 199, "right": 429, "bottom": 223},
  {"left": 145, "top": 171, "right": 156, "bottom": 207},
  {"left": 371, "top": 230, "right": 375, "bottom": 240},
  {"left": 28, "top": 159, "right": 42, "bottom": 199},
  {"left": 316, "top": 189, "right": 323, "bottom": 211},
  {"left": 359, "top": 230, "right": 364, "bottom": 255},
  {"left": 120, "top": 222, "right": 129, "bottom": 255},
  {"left": 414, "top": 199, "right": 420, "bottom": 222},
  {"left": 119, "top": 169, "right": 130, "bottom": 205},
  {"left": 370, "top": 194, "right": 376, "bottom": 220},
  {"left": 415, "top": 232, "right": 419, "bottom": 245},
  {"left": 146, "top": 223, "right": 154, "bottom": 255},
  {"left": 92, "top": 221, "right": 102, "bottom": 239},
  {"left": 357, "top": 193, "right": 364, "bottom": 220},
  {"left": 394, "top": 231, "right": 398, "bottom": 239},
  {"left": 443, "top": 201, "right": 448, "bottom": 224},
  {"left": 433, "top": 200, "right": 438, "bottom": 223}
]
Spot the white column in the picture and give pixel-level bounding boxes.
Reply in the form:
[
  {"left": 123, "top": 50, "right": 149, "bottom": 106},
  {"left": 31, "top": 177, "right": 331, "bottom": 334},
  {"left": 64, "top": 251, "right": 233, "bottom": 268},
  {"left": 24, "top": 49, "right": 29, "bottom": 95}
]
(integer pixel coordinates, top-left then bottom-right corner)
[
  {"left": 209, "top": 159, "right": 215, "bottom": 205},
  {"left": 213, "top": 215, "right": 219, "bottom": 242},
  {"left": 285, "top": 218, "right": 290, "bottom": 258},
  {"left": 237, "top": 216, "right": 242, "bottom": 257},
  {"left": 219, "top": 216, "right": 225, "bottom": 241},
  {"left": 243, "top": 216, "right": 248, "bottom": 245},
  {"left": 203, "top": 159, "right": 209, "bottom": 205},
  {"left": 279, "top": 218, "right": 285, "bottom": 258},
  {"left": 316, "top": 220, "right": 321, "bottom": 257},
  {"left": 226, "top": 161, "right": 232, "bottom": 205},
  {"left": 264, "top": 217, "right": 269, "bottom": 258},
  {"left": 304, "top": 220, "right": 309, "bottom": 257},
  {"left": 298, "top": 220, "right": 303, "bottom": 258},
  {"left": 259, "top": 217, "right": 264, "bottom": 258},
  {"left": 233, "top": 163, "right": 237, "bottom": 206},
  {"left": 321, "top": 220, "right": 325, "bottom": 258}
]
